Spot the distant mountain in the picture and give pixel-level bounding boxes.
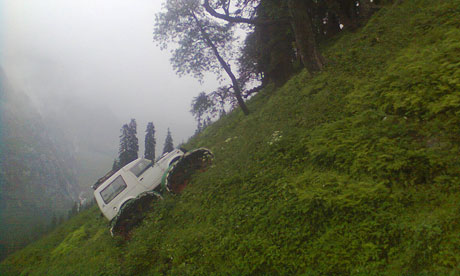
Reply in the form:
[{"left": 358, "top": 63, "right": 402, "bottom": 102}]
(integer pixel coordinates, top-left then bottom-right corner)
[
  {"left": 0, "top": 68, "right": 79, "bottom": 259},
  {"left": 0, "top": 66, "right": 121, "bottom": 259},
  {"left": 33, "top": 91, "right": 121, "bottom": 201}
]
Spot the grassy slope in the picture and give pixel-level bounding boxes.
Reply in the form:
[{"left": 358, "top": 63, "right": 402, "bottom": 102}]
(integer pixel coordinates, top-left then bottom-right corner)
[{"left": 2, "top": 0, "right": 459, "bottom": 275}]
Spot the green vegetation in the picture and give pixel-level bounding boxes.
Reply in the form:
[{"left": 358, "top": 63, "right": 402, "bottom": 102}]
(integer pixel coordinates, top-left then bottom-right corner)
[
  {"left": 117, "top": 119, "right": 140, "bottom": 169},
  {"left": 0, "top": 69, "right": 78, "bottom": 260},
  {"left": 145, "top": 122, "right": 157, "bottom": 161},
  {"left": 1, "top": 0, "right": 459, "bottom": 274}
]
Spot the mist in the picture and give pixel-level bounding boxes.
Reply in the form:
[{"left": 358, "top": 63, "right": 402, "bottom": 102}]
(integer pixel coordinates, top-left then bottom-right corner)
[{"left": 2, "top": 0, "right": 221, "bottom": 155}]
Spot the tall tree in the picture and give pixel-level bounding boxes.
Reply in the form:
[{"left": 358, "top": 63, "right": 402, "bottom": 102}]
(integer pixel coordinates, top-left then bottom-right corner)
[
  {"left": 154, "top": 0, "right": 250, "bottom": 115},
  {"left": 144, "top": 122, "right": 156, "bottom": 161},
  {"left": 204, "top": 0, "right": 377, "bottom": 76},
  {"left": 287, "top": 0, "right": 325, "bottom": 73},
  {"left": 118, "top": 119, "right": 139, "bottom": 167},
  {"left": 204, "top": 0, "right": 324, "bottom": 75},
  {"left": 118, "top": 123, "right": 130, "bottom": 167},
  {"left": 162, "top": 128, "right": 174, "bottom": 154},
  {"left": 237, "top": 1, "right": 295, "bottom": 87},
  {"left": 127, "top": 119, "right": 139, "bottom": 161}
]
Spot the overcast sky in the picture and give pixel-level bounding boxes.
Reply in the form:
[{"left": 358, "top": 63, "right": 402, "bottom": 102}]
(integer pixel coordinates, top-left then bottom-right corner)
[{"left": 1, "top": 0, "right": 222, "bottom": 148}]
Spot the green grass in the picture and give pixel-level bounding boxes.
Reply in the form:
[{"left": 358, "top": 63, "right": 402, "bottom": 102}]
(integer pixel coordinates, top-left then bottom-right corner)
[{"left": 1, "top": 0, "right": 460, "bottom": 274}]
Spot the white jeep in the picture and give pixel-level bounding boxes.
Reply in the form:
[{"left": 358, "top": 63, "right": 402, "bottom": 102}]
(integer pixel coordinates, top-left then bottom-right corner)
[
  {"left": 92, "top": 148, "right": 213, "bottom": 236},
  {"left": 93, "top": 149, "right": 184, "bottom": 222}
]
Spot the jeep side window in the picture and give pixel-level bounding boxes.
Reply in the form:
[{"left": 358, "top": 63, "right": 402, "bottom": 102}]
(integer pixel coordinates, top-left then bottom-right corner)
[
  {"left": 100, "top": 175, "right": 127, "bottom": 204},
  {"left": 130, "top": 159, "right": 153, "bottom": 177}
]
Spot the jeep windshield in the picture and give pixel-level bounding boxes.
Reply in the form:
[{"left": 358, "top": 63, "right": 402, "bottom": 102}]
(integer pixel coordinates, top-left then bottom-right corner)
[
  {"left": 100, "top": 175, "right": 127, "bottom": 204},
  {"left": 130, "top": 159, "right": 153, "bottom": 177}
]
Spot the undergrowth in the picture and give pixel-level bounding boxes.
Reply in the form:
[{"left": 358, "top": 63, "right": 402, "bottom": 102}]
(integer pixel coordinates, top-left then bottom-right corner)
[{"left": 1, "top": 0, "right": 459, "bottom": 275}]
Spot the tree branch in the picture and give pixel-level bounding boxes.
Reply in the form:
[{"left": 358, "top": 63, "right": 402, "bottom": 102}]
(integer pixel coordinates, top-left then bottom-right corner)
[
  {"left": 203, "top": 0, "right": 287, "bottom": 26},
  {"left": 243, "top": 85, "right": 263, "bottom": 98},
  {"left": 190, "top": 11, "right": 250, "bottom": 115}
]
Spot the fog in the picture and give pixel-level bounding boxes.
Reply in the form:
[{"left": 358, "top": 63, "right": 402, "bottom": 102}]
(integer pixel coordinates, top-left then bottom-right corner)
[{"left": 1, "top": 0, "right": 221, "bottom": 152}]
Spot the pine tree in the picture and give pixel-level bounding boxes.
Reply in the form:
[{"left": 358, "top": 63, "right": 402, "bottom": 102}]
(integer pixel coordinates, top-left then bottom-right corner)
[
  {"left": 144, "top": 122, "right": 156, "bottom": 161},
  {"left": 118, "top": 124, "right": 130, "bottom": 167},
  {"left": 118, "top": 119, "right": 139, "bottom": 167},
  {"left": 162, "top": 128, "right": 174, "bottom": 154},
  {"left": 127, "top": 119, "right": 139, "bottom": 162}
]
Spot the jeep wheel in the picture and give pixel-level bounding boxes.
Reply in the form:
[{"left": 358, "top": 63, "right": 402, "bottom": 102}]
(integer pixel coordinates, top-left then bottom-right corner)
[{"left": 110, "top": 191, "right": 161, "bottom": 238}]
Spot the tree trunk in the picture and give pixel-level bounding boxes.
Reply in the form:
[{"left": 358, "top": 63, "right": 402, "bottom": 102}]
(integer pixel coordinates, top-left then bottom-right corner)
[
  {"left": 192, "top": 13, "right": 250, "bottom": 115},
  {"left": 209, "top": 46, "right": 250, "bottom": 115},
  {"left": 287, "top": 0, "right": 325, "bottom": 74}
]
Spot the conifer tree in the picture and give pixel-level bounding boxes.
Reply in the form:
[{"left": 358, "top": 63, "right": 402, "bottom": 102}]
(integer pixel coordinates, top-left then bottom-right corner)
[
  {"left": 118, "top": 119, "right": 139, "bottom": 167},
  {"left": 144, "top": 122, "right": 156, "bottom": 161},
  {"left": 162, "top": 128, "right": 174, "bottom": 154},
  {"left": 127, "top": 119, "right": 139, "bottom": 162},
  {"left": 118, "top": 123, "right": 130, "bottom": 167}
]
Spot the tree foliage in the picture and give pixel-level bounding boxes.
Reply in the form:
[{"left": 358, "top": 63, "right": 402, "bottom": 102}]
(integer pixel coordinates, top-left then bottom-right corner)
[
  {"left": 118, "top": 119, "right": 139, "bottom": 168},
  {"left": 154, "top": 0, "right": 231, "bottom": 80},
  {"left": 237, "top": 1, "right": 296, "bottom": 87},
  {"left": 155, "top": 0, "right": 382, "bottom": 119},
  {"left": 162, "top": 128, "right": 174, "bottom": 154},
  {"left": 203, "top": 0, "right": 325, "bottom": 75},
  {"left": 191, "top": 86, "right": 234, "bottom": 133},
  {"left": 153, "top": 0, "right": 249, "bottom": 115},
  {"left": 144, "top": 122, "right": 156, "bottom": 161},
  {"left": 191, "top": 92, "right": 213, "bottom": 134},
  {"left": 206, "top": 0, "right": 380, "bottom": 86}
]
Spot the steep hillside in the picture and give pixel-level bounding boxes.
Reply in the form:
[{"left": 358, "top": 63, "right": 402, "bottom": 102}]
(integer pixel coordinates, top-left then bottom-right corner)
[
  {"left": 1, "top": 0, "right": 459, "bottom": 274},
  {"left": 0, "top": 68, "right": 79, "bottom": 260}
]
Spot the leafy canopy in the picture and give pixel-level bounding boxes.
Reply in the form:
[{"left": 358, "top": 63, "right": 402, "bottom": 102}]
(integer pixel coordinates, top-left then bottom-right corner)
[{"left": 154, "top": 0, "right": 236, "bottom": 82}]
